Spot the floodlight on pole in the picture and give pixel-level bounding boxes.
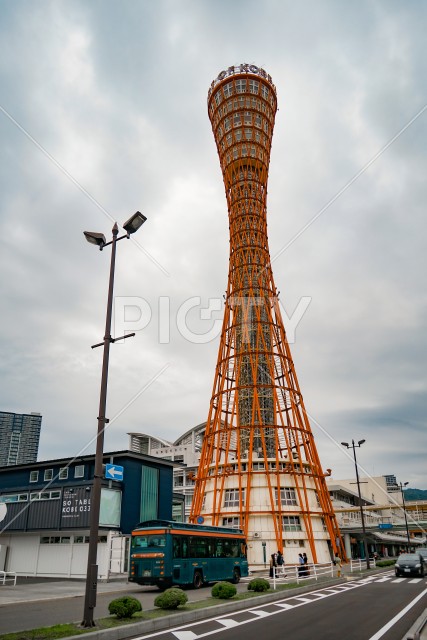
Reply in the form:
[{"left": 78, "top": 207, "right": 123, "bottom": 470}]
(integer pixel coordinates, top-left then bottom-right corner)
[
  {"left": 81, "top": 212, "right": 146, "bottom": 628},
  {"left": 341, "top": 439, "right": 370, "bottom": 570}
]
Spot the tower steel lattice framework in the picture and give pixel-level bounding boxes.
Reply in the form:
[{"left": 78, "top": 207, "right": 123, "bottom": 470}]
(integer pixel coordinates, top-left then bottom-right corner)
[{"left": 190, "top": 64, "right": 345, "bottom": 562}]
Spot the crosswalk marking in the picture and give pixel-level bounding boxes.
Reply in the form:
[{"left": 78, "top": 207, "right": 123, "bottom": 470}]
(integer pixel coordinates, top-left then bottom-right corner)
[
  {"left": 250, "top": 609, "right": 270, "bottom": 617},
  {"left": 172, "top": 632, "right": 198, "bottom": 640},
  {"left": 408, "top": 578, "right": 423, "bottom": 583},
  {"left": 215, "top": 619, "right": 240, "bottom": 628}
]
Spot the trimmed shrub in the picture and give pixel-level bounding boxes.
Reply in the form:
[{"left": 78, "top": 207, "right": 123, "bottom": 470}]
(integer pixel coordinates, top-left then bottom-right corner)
[
  {"left": 211, "top": 581, "right": 237, "bottom": 599},
  {"left": 247, "top": 578, "right": 270, "bottom": 592},
  {"left": 154, "top": 587, "right": 188, "bottom": 609},
  {"left": 108, "top": 596, "right": 142, "bottom": 619},
  {"left": 376, "top": 559, "right": 396, "bottom": 567}
]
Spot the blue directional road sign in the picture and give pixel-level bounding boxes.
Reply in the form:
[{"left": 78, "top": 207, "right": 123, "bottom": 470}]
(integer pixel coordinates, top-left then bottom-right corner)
[{"left": 105, "top": 464, "right": 124, "bottom": 481}]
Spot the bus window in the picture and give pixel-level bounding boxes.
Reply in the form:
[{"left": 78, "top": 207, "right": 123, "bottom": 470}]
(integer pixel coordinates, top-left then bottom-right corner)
[
  {"left": 189, "top": 536, "right": 208, "bottom": 558},
  {"left": 132, "top": 535, "right": 166, "bottom": 549},
  {"left": 172, "top": 536, "right": 181, "bottom": 558}
]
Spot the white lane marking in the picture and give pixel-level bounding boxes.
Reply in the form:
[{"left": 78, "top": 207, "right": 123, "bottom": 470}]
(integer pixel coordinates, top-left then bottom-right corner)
[
  {"left": 172, "top": 632, "right": 198, "bottom": 640},
  {"left": 215, "top": 619, "right": 240, "bottom": 628},
  {"left": 367, "top": 587, "right": 427, "bottom": 640},
  {"left": 134, "top": 579, "right": 369, "bottom": 639},
  {"left": 294, "top": 597, "right": 314, "bottom": 603},
  {"left": 250, "top": 610, "right": 270, "bottom": 617}
]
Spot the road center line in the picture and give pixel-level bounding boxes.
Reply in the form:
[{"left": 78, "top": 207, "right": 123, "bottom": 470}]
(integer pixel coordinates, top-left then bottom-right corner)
[{"left": 367, "top": 587, "right": 427, "bottom": 640}]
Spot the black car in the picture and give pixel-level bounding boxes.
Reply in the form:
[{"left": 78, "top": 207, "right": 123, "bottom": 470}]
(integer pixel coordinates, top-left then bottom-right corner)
[
  {"left": 417, "top": 548, "right": 427, "bottom": 563},
  {"left": 395, "top": 553, "right": 425, "bottom": 577}
]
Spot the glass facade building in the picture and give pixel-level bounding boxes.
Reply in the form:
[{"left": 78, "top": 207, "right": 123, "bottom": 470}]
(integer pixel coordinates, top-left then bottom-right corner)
[{"left": 0, "top": 411, "right": 42, "bottom": 466}]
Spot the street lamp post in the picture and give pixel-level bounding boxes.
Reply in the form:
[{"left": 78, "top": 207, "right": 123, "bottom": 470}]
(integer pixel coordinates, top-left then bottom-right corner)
[
  {"left": 81, "top": 212, "right": 147, "bottom": 628},
  {"left": 341, "top": 439, "right": 370, "bottom": 570},
  {"left": 395, "top": 481, "right": 410, "bottom": 548}
]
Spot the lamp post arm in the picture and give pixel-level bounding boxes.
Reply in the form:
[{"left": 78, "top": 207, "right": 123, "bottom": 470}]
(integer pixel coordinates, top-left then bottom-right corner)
[{"left": 82, "top": 223, "right": 118, "bottom": 627}]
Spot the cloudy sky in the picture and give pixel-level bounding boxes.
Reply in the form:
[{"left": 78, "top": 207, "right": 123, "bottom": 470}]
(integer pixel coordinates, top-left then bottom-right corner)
[{"left": 0, "top": 0, "right": 426, "bottom": 489}]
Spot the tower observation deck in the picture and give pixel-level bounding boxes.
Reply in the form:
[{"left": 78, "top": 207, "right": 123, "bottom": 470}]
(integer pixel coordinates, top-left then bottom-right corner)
[{"left": 190, "top": 64, "right": 344, "bottom": 565}]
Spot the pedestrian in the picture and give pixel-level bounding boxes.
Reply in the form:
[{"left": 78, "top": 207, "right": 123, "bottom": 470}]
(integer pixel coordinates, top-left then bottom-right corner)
[
  {"left": 302, "top": 552, "right": 309, "bottom": 576},
  {"left": 334, "top": 552, "right": 342, "bottom": 577},
  {"left": 298, "top": 553, "right": 304, "bottom": 577},
  {"left": 269, "top": 552, "right": 277, "bottom": 578},
  {"left": 277, "top": 550, "right": 286, "bottom": 575}
]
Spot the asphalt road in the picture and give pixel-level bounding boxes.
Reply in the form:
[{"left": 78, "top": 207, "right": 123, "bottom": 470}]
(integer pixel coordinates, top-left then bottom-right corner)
[
  {"left": 131, "top": 573, "right": 427, "bottom": 640},
  {"left": 1, "top": 572, "right": 426, "bottom": 639}
]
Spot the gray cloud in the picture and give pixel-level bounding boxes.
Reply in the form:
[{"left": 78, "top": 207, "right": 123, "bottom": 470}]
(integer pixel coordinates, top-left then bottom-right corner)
[{"left": 0, "top": 0, "right": 426, "bottom": 489}]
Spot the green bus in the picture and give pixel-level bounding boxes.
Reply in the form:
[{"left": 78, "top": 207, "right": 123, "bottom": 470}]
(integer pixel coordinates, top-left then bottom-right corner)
[{"left": 129, "top": 519, "right": 249, "bottom": 589}]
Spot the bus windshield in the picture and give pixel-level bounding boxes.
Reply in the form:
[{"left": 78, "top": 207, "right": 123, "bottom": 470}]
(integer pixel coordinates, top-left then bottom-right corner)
[{"left": 132, "top": 534, "right": 166, "bottom": 549}]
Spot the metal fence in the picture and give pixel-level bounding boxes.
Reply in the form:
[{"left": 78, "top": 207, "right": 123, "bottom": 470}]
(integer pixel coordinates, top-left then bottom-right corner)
[
  {"left": 272, "top": 562, "right": 336, "bottom": 588},
  {"left": 350, "top": 557, "right": 377, "bottom": 572},
  {"left": 0, "top": 570, "right": 17, "bottom": 586}
]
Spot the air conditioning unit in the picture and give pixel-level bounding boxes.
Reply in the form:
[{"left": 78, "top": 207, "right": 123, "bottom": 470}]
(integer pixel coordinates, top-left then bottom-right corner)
[{"left": 253, "top": 532, "right": 261, "bottom": 538}]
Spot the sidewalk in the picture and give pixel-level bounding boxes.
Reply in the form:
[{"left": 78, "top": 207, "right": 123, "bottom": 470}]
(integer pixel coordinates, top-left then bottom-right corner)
[{"left": 0, "top": 576, "right": 132, "bottom": 607}]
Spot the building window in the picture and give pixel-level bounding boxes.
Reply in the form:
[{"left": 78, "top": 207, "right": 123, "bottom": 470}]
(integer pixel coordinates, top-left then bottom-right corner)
[
  {"left": 74, "top": 465, "right": 85, "bottom": 479},
  {"left": 44, "top": 469, "right": 53, "bottom": 481},
  {"left": 275, "top": 487, "right": 298, "bottom": 506},
  {"left": 224, "top": 488, "right": 244, "bottom": 507},
  {"left": 40, "top": 536, "right": 71, "bottom": 544},
  {"left": 282, "top": 515, "right": 302, "bottom": 532},
  {"left": 29, "top": 470, "right": 39, "bottom": 483},
  {"left": 261, "top": 85, "right": 269, "bottom": 99},
  {"left": 222, "top": 517, "right": 240, "bottom": 529},
  {"left": 223, "top": 82, "right": 233, "bottom": 98},
  {"left": 30, "top": 490, "right": 61, "bottom": 501},
  {"left": 0, "top": 493, "right": 28, "bottom": 503},
  {"left": 59, "top": 467, "right": 68, "bottom": 480},
  {"left": 74, "top": 536, "right": 90, "bottom": 544},
  {"left": 235, "top": 79, "right": 246, "bottom": 93},
  {"left": 249, "top": 79, "right": 259, "bottom": 94}
]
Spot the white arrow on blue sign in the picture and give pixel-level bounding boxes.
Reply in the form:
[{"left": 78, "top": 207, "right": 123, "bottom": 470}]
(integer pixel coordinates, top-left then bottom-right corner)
[{"left": 105, "top": 464, "right": 124, "bottom": 481}]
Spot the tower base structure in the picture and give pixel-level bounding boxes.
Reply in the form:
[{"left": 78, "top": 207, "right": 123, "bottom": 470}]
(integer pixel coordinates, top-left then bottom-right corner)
[{"left": 190, "top": 64, "right": 345, "bottom": 566}]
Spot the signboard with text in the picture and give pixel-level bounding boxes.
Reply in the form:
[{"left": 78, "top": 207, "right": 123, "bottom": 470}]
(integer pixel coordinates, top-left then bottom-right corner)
[{"left": 61, "top": 487, "right": 91, "bottom": 528}]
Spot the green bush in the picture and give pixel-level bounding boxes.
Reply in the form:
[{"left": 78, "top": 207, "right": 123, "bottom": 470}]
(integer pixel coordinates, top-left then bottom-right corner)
[
  {"left": 108, "top": 595, "right": 142, "bottom": 619},
  {"left": 211, "top": 581, "right": 237, "bottom": 599},
  {"left": 247, "top": 578, "right": 270, "bottom": 592},
  {"left": 154, "top": 587, "right": 188, "bottom": 609},
  {"left": 376, "top": 559, "right": 396, "bottom": 567}
]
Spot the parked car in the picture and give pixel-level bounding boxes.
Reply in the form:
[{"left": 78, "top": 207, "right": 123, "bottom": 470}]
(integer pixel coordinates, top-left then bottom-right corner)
[
  {"left": 417, "top": 548, "right": 427, "bottom": 562},
  {"left": 395, "top": 553, "right": 425, "bottom": 577}
]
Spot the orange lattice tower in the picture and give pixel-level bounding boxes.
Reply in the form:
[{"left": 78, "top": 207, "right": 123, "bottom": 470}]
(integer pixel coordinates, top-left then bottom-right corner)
[{"left": 190, "top": 64, "right": 345, "bottom": 565}]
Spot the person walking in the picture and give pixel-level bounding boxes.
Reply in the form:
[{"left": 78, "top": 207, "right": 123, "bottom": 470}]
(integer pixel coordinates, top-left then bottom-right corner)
[
  {"left": 298, "top": 553, "right": 304, "bottom": 577},
  {"left": 302, "top": 552, "right": 309, "bottom": 576},
  {"left": 277, "top": 550, "right": 286, "bottom": 575},
  {"left": 334, "top": 552, "right": 342, "bottom": 577},
  {"left": 269, "top": 552, "right": 277, "bottom": 578}
]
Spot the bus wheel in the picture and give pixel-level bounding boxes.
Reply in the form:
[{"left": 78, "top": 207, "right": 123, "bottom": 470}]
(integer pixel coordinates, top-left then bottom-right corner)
[
  {"left": 231, "top": 568, "right": 240, "bottom": 584},
  {"left": 193, "top": 570, "right": 203, "bottom": 589}
]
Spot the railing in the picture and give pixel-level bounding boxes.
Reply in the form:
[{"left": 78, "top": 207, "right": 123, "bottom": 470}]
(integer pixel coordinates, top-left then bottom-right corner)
[
  {"left": 350, "top": 557, "right": 376, "bottom": 572},
  {"left": 272, "top": 562, "right": 335, "bottom": 588},
  {"left": 0, "top": 570, "right": 17, "bottom": 586}
]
